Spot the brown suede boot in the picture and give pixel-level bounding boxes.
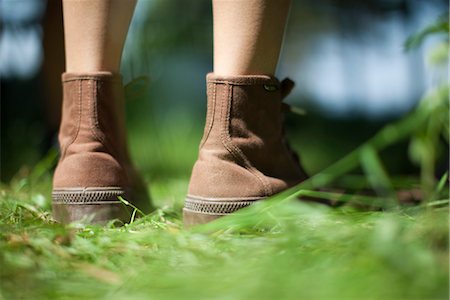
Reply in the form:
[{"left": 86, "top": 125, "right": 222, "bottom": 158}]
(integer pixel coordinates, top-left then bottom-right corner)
[
  {"left": 184, "top": 73, "right": 308, "bottom": 226},
  {"left": 52, "top": 72, "right": 152, "bottom": 224}
]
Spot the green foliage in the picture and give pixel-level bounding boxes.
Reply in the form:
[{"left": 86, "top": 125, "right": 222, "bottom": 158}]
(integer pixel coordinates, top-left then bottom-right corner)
[
  {"left": 404, "top": 14, "right": 449, "bottom": 51},
  {"left": 406, "top": 14, "right": 449, "bottom": 198}
]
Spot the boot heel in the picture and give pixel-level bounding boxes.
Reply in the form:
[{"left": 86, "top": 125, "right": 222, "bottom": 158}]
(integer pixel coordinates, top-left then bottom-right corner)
[
  {"left": 52, "top": 187, "right": 131, "bottom": 224},
  {"left": 183, "top": 196, "right": 259, "bottom": 227},
  {"left": 53, "top": 203, "right": 131, "bottom": 224},
  {"left": 183, "top": 208, "right": 223, "bottom": 227}
]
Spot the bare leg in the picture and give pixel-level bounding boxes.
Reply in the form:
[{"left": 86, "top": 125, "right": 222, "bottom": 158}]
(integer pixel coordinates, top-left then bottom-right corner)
[
  {"left": 213, "top": 0, "right": 291, "bottom": 76},
  {"left": 62, "top": 0, "right": 136, "bottom": 73}
]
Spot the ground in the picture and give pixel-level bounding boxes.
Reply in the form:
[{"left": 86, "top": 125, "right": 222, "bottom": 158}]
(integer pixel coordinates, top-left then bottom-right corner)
[{"left": 1, "top": 157, "right": 448, "bottom": 300}]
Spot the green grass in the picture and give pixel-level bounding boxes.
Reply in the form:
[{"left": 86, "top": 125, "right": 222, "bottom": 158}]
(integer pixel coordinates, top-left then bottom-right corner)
[{"left": 0, "top": 172, "right": 448, "bottom": 300}]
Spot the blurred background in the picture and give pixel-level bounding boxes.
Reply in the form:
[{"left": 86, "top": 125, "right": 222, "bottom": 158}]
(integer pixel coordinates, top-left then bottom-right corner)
[{"left": 1, "top": 0, "right": 448, "bottom": 192}]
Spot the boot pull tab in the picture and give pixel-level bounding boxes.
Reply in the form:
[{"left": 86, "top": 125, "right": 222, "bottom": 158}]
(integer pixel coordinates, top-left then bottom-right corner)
[
  {"left": 280, "top": 77, "right": 307, "bottom": 116},
  {"left": 280, "top": 78, "right": 295, "bottom": 99}
]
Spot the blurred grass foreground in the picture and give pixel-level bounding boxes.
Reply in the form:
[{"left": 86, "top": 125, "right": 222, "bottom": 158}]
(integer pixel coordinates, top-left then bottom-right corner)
[{"left": 0, "top": 3, "right": 449, "bottom": 300}]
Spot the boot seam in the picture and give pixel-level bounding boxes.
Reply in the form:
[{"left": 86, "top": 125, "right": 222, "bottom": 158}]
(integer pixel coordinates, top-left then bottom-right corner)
[
  {"left": 199, "top": 82, "right": 216, "bottom": 149},
  {"left": 62, "top": 78, "right": 121, "bottom": 165},
  {"left": 89, "top": 79, "right": 104, "bottom": 145},
  {"left": 62, "top": 75, "right": 120, "bottom": 83},
  {"left": 60, "top": 80, "right": 82, "bottom": 160},
  {"left": 209, "top": 79, "right": 279, "bottom": 86},
  {"left": 207, "top": 73, "right": 280, "bottom": 86},
  {"left": 220, "top": 84, "right": 272, "bottom": 197},
  {"left": 186, "top": 194, "right": 266, "bottom": 201},
  {"left": 89, "top": 79, "right": 121, "bottom": 160}
]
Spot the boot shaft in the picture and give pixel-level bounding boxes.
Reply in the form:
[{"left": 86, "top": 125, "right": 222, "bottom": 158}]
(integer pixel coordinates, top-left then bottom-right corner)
[
  {"left": 59, "top": 72, "right": 128, "bottom": 162},
  {"left": 200, "top": 73, "right": 304, "bottom": 182},
  {"left": 54, "top": 72, "right": 130, "bottom": 188}
]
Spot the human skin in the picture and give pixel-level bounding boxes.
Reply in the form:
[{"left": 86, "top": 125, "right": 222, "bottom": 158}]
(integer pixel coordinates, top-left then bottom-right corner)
[
  {"left": 213, "top": 0, "right": 291, "bottom": 76},
  {"left": 63, "top": 0, "right": 290, "bottom": 75},
  {"left": 62, "top": 0, "right": 136, "bottom": 73}
]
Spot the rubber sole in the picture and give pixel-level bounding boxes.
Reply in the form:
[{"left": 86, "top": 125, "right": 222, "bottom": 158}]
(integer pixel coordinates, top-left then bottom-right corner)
[
  {"left": 52, "top": 187, "right": 131, "bottom": 224},
  {"left": 183, "top": 196, "right": 263, "bottom": 227},
  {"left": 183, "top": 208, "right": 223, "bottom": 227}
]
